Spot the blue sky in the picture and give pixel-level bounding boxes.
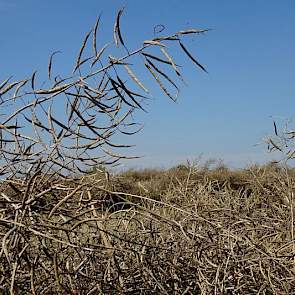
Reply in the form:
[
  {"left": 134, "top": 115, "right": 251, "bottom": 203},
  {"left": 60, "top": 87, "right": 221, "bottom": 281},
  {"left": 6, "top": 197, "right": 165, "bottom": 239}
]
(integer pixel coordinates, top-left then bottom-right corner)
[{"left": 1, "top": 0, "right": 294, "bottom": 169}]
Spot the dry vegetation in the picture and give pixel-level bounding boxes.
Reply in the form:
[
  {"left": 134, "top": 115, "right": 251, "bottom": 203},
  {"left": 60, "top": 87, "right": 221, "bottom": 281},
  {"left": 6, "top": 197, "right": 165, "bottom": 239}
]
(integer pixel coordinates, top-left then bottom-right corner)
[
  {"left": 1, "top": 8, "right": 295, "bottom": 295},
  {"left": 1, "top": 162, "right": 295, "bottom": 294}
]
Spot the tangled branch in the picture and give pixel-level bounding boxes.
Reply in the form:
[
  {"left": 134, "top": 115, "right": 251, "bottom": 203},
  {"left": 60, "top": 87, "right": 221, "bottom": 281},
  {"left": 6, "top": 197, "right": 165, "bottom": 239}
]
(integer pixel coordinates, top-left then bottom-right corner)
[{"left": 0, "top": 9, "right": 208, "bottom": 178}]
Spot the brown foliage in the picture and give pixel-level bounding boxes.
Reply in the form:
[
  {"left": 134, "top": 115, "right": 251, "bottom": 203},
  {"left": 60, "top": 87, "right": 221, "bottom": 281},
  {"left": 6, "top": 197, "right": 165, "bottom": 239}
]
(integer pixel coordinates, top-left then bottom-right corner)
[
  {"left": 1, "top": 8, "right": 294, "bottom": 295},
  {"left": 1, "top": 164, "right": 295, "bottom": 294}
]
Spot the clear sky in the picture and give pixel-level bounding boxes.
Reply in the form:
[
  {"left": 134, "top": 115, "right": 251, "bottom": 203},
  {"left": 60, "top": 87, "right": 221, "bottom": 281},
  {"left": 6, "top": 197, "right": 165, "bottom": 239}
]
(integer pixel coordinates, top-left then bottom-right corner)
[{"left": 1, "top": 0, "right": 294, "bottom": 169}]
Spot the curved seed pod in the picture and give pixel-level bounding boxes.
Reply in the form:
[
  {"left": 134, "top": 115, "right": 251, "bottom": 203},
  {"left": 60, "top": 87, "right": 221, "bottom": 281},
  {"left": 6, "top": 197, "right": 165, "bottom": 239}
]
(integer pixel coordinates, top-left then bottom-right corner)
[
  {"left": 0, "top": 81, "right": 20, "bottom": 96},
  {"left": 31, "top": 71, "right": 37, "bottom": 90},
  {"left": 143, "top": 40, "right": 166, "bottom": 47},
  {"left": 124, "top": 65, "right": 149, "bottom": 93},
  {"left": 91, "top": 43, "right": 110, "bottom": 68},
  {"left": 0, "top": 76, "right": 13, "bottom": 92},
  {"left": 142, "top": 52, "right": 175, "bottom": 66},
  {"left": 116, "top": 75, "right": 146, "bottom": 111},
  {"left": 145, "top": 63, "right": 176, "bottom": 102},
  {"left": 114, "top": 8, "right": 128, "bottom": 52},
  {"left": 34, "top": 84, "right": 72, "bottom": 95},
  {"left": 160, "top": 48, "right": 183, "bottom": 80},
  {"left": 179, "top": 41, "right": 207, "bottom": 73},
  {"left": 273, "top": 121, "right": 278, "bottom": 136},
  {"left": 74, "top": 30, "right": 92, "bottom": 73},
  {"left": 13, "top": 79, "right": 30, "bottom": 99},
  {"left": 145, "top": 58, "right": 179, "bottom": 93},
  {"left": 178, "top": 28, "right": 210, "bottom": 35},
  {"left": 92, "top": 15, "right": 101, "bottom": 56},
  {"left": 48, "top": 51, "right": 61, "bottom": 80}
]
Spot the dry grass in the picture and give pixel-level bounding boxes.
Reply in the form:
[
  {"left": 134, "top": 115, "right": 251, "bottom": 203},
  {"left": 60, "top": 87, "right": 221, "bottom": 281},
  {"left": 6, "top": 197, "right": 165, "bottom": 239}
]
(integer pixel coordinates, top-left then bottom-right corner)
[
  {"left": 1, "top": 162, "right": 295, "bottom": 294},
  {"left": 2, "top": 8, "right": 293, "bottom": 294}
]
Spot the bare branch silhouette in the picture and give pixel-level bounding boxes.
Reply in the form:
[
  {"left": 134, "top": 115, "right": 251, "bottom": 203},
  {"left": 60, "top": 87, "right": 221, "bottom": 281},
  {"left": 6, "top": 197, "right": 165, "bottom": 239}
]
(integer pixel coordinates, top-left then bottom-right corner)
[{"left": 0, "top": 10, "right": 208, "bottom": 177}]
